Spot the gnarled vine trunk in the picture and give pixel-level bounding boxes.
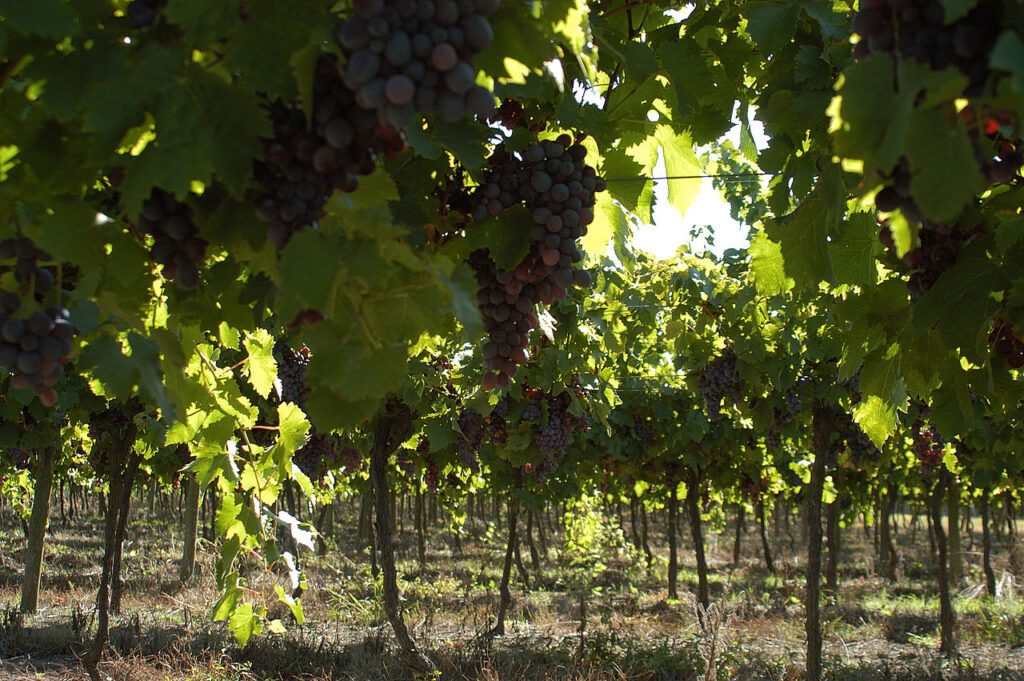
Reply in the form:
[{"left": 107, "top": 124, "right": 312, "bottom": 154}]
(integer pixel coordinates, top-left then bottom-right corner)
[
  {"left": 84, "top": 413, "right": 140, "bottom": 681},
  {"left": 757, "top": 497, "right": 774, "bottom": 574},
  {"left": 981, "top": 489, "right": 996, "bottom": 597},
  {"left": 20, "top": 446, "right": 56, "bottom": 614},
  {"left": 805, "top": 404, "right": 831, "bottom": 681},
  {"left": 930, "top": 470, "right": 957, "bottom": 656},
  {"left": 369, "top": 400, "right": 435, "bottom": 674},
  {"left": 685, "top": 467, "right": 709, "bottom": 612},
  {"left": 489, "top": 486, "right": 519, "bottom": 636},
  {"left": 667, "top": 480, "right": 679, "bottom": 600}
]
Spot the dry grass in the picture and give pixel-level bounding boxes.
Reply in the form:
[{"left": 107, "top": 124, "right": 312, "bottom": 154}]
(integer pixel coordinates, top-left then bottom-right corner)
[{"left": 3, "top": 502, "right": 1024, "bottom": 680}]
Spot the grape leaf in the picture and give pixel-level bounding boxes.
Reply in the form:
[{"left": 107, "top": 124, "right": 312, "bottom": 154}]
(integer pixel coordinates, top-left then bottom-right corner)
[
  {"left": 744, "top": 1, "right": 801, "bottom": 55},
  {"left": 242, "top": 329, "right": 276, "bottom": 400},
  {"left": 940, "top": 0, "right": 979, "bottom": 23},
  {"left": 995, "top": 214, "right": 1024, "bottom": 254},
  {"left": 749, "top": 230, "right": 791, "bottom": 295},
  {"left": 121, "top": 68, "right": 269, "bottom": 215},
  {"left": 0, "top": 0, "right": 78, "bottom": 38},
  {"left": 905, "top": 107, "right": 984, "bottom": 222},
  {"left": 655, "top": 125, "right": 702, "bottom": 220},
  {"left": 227, "top": 602, "right": 262, "bottom": 646}
]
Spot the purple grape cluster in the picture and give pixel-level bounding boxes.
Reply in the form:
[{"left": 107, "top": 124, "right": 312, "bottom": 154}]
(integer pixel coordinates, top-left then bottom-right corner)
[
  {"left": 525, "top": 390, "right": 588, "bottom": 484},
  {"left": 10, "top": 447, "right": 30, "bottom": 471},
  {"left": 456, "top": 408, "right": 485, "bottom": 470},
  {"left": 633, "top": 414, "right": 655, "bottom": 444},
  {"left": 126, "top": 0, "right": 165, "bottom": 28},
  {"left": 294, "top": 431, "right": 340, "bottom": 482},
  {"left": 340, "top": 446, "right": 365, "bottom": 474},
  {"left": 0, "top": 301, "right": 75, "bottom": 407},
  {"left": 253, "top": 56, "right": 404, "bottom": 249},
  {"left": 336, "top": 0, "right": 500, "bottom": 128},
  {"left": 136, "top": 189, "right": 207, "bottom": 290},
  {"left": 468, "top": 134, "right": 605, "bottom": 388},
  {"left": 276, "top": 343, "right": 310, "bottom": 407},
  {"left": 88, "top": 406, "right": 134, "bottom": 475},
  {"left": 489, "top": 396, "right": 509, "bottom": 444},
  {"left": 0, "top": 237, "right": 58, "bottom": 299},
  {"left": 852, "top": 0, "right": 1002, "bottom": 94},
  {"left": 700, "top": 348, "right": 742, "bottom": 421}
]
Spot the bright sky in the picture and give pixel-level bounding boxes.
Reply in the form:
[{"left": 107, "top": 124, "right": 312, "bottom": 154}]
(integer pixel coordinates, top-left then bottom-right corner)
[{"left": 634, "top": 117, "right": 768, "bottom": 260}]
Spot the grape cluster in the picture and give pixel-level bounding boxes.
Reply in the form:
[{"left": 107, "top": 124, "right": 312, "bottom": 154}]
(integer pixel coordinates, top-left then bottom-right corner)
[
  {"left": 633, "top": 414, "right": 655, "bottom": 445},
  {"left": 740, "top": 475, "right": 767, "bottom": 503},
  {"left": 467, "top": 134, "right": 605, "bottom": 388},
  {"left": 10, "top": 447, "right": 30, "bottom": 471},
  {"left": 488, "top": 396, "right": 509, "bottom": 444},
  {"left": 912, "top": 422, "right": 943, "bottom": 476},
  {"left": 135, "top": 189, "right": 207, "bottom": 290},
  {"left": 851, "top": 0, "right": 1002, "bottom": 93},
  {"left": 490, "top": 98, "right": 545, "bottom": 133},
  {"left": 835, "top": 411, "right": 879, "bottom": 466},
  {"left": 700, "top": 348, "right": 742, "bottom": 421},
  {"left": 456, "top": 408, "right": 484, "bottom": 471},
  {"left": 989, "top": 318, "right": 1024, "bottom": 368},
  {"left": 340, "top": 446, "right": 365, "bottom": 475},
  {"left": 88, "top": 406, "right": 134, "bottom": 474},
  {"left": 396, "top": 447, "right": 416, "bottom": 477},
  {"left": 294, "top": 431, "right": 340, "bottom": 482},
  {"left": 0, "top": 302, "right": 75, "bottom": 407},
  {"left": 126, "top": 0, "right": 166, "bottom": 28},
  {"left": 276, "top": 343, "right": 311, "bottom": 407},
  {"left": 0, "top": 238, "right": 58, "bottom": 298},
  {"left": 414, "top": 436, "right": 441, "bottom": 492},
  {"left": 336, "top": 0, "right": 500, "bottom": 128},
  {"left": 253, "top": 57, "right": 400, "bottom": 249},
  {"left": 524, "top": 389, "right": 588, "bottom": 484},
  {"left": 879, "top": 221, "right": 982, "bottom": 301}
]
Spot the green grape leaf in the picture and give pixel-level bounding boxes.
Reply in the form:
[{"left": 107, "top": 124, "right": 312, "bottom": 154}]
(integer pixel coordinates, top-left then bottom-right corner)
[
  {"left": 655, "top": 125, "right": 702, "bottom": 220},
  {"left": 940, "top": 0, "right": 979, "bottom": 23},
  {"left": 990, "top": 31, "right": 1024, "bottom": 110},
  {"left": 227, "top": 602, "right": 262, "bottom": 646},
  {"left": 223, "top": 0, "right": 330, "bottom": 100},
  {"left": 120, "top": 68, "right": 269, "bottom": 216},
  {"left": 165, "top": 0, "right": 242, "bottom": 48},
  {"left": 995, "top": 214, "right": 1024, "bottom": 254},
  {"left": 242, "top": 329, "right": 277, "bottom": 400},
  {"left": 854, "top": 348, "right": 906, "bottom": 446},
  {"left": 761, "top": 167, "right": 843, "bottom": 291},
  {"left": 913, "top": 245, "right": 1005, "bottom": 356},
  {"left": 744, "top": 1, "right": 801, "bottom": 55},
  {"left": 749, "top": 230, "right": 791, "bottom": 295},
  {"left": 905, "top": 107, "right": 984, "bottom": 222},
  {"left": 829, "top": 212, "right": 879, "bottom": 287},
  {"left": 0, "top": 0, "right": 78, "bottom": 38}
]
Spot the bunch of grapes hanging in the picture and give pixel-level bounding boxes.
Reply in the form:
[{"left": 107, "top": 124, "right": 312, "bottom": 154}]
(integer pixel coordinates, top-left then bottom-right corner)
[
  {"left": 275, "top": 342, "right": 311, "bottom": 407},
  {"left": 0, "top": 237, "right": 76, "bottom": 407},
  {"left": 467, "top": 134, "right": 607, "bottom": 389},
  {"left": 294, "top": 431, "right": 342, "bottom": 482},
  {"left": 252, "top": 56, "right": 399, "bottom": 249},
  {"left": 456, "top": 408, "right": 485, "bottom": 471},
  {"left": 521, "top": 388, "right": 589, "bottom": 485},
  {"left": 700, "top": 347, "right": 742, "bottom": 421},
  {"left": 336, "top": 0, "right": 500, "bottom": 128},
  {"left": 989, "top": 318, "right": 1024, "bottom": 368},
  {"left": 134, "top": 189, "right": 207, "bottom": 290}
]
